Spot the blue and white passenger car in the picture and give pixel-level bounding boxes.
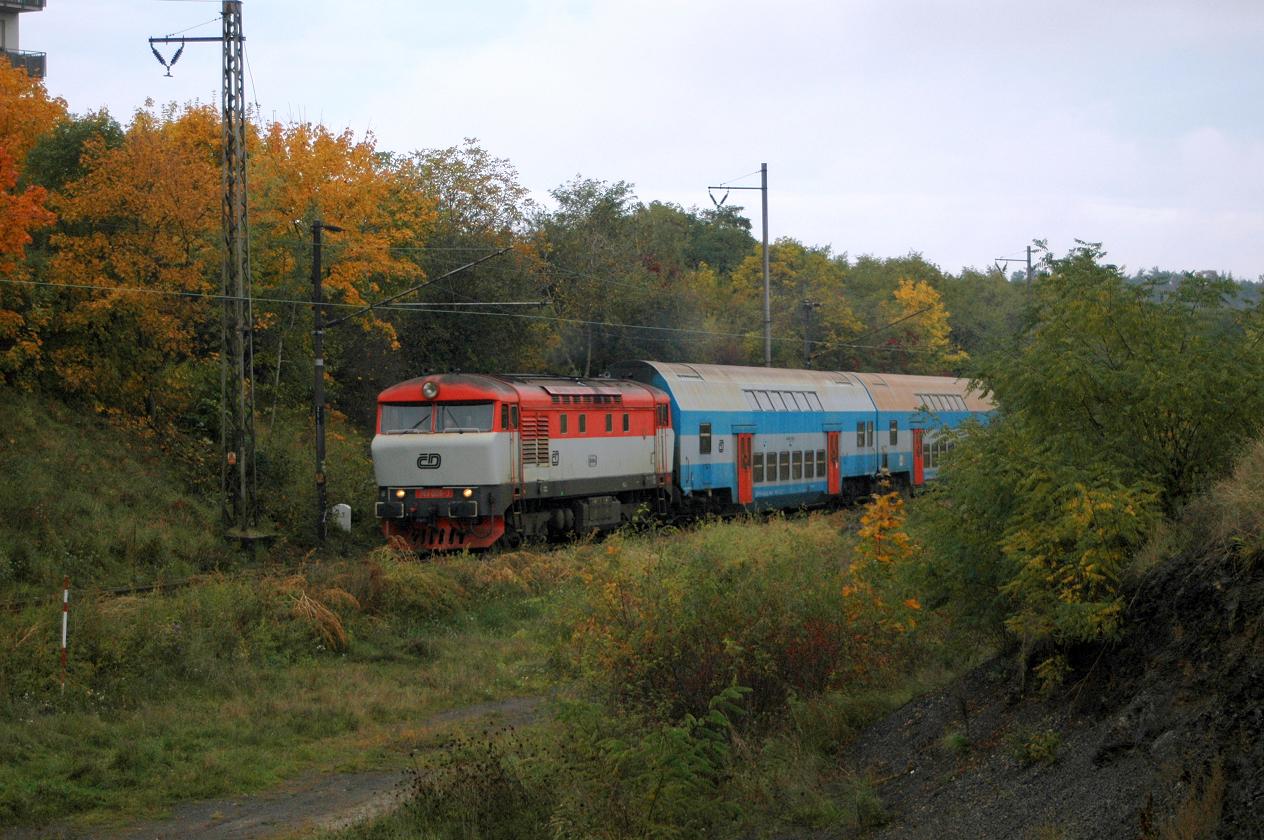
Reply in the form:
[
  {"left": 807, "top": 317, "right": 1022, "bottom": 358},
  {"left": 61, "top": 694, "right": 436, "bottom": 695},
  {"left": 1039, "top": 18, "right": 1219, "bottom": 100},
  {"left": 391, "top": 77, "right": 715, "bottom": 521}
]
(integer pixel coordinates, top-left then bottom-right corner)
[{"left": 608, "top": 361, "right": 991, "bottom": 510}]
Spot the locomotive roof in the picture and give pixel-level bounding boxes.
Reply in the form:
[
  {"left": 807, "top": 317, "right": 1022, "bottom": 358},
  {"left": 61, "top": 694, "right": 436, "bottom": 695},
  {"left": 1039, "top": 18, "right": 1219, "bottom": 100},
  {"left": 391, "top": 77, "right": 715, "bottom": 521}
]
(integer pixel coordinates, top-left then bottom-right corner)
[{"left": 377, "top": 372, "right": 664, "bottom": 406}]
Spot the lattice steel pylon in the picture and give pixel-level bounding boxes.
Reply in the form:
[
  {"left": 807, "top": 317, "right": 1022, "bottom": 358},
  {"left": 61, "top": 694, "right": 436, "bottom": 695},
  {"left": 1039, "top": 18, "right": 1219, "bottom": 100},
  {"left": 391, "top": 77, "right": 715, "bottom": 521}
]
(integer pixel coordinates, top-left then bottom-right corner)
[
  {"left": 150, "top": 1, "right": 259, "bottom": 538},
  {"left": 219, "top": 1, "right": 258, "bottom": 538}
]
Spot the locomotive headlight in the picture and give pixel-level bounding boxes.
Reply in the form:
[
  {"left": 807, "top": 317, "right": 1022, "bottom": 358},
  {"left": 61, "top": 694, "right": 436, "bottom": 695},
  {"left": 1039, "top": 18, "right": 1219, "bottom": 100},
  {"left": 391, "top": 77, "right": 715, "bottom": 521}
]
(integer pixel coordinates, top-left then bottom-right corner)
[
  {"left": 421, "top": 381, "right": 439, "bottom": 399},
  {"left": 394, "top": 488, "right": 406, "bottom": 499},
  {"left": 462, "top": 488, "right": 474, "bottom": 498}
]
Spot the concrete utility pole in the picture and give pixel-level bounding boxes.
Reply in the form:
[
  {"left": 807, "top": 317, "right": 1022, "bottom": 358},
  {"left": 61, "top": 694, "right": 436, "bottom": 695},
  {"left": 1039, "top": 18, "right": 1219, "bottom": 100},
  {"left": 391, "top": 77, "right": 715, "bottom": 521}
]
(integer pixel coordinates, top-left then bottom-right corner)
[
  {"left": 311, "top": 220, "right": 343, "bottom": 545},
  {"left": 995, "top": 244, "right": 1037, "bottom": 287},
  {"left": 800, "top": 298, "right": 820, "bottom": 368},
  {"left": 150, "top": 1, "right": 260, "bottom": 541},
  {"left": 761, "top": 163, "right": 770, "bottom": 367},
  {"left": 708, "top": 163, "right": 771, "bottom": 366}
]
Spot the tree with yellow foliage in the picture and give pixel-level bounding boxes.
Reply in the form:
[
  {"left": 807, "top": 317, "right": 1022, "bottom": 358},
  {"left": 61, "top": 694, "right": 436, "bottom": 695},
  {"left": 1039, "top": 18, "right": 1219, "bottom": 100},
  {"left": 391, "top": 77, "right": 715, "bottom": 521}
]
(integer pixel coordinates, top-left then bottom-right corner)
[{"left": 879, "top": 277, "right": 968, "bottom": 374}]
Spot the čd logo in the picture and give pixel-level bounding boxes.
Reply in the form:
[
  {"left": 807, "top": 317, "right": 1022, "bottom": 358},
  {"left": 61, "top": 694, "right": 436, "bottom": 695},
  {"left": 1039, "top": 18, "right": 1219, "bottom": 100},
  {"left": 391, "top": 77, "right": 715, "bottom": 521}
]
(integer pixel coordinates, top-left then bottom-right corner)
[{"left": 416, "top": 453, "right": 442, "bottom": 469}]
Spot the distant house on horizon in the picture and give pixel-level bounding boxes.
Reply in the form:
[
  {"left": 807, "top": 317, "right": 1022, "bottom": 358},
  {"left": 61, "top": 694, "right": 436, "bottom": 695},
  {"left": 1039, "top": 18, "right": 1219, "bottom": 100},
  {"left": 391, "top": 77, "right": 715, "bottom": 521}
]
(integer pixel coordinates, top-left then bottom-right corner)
[{"left": 1, "top": 0, "right": 46, "bottom": 79}]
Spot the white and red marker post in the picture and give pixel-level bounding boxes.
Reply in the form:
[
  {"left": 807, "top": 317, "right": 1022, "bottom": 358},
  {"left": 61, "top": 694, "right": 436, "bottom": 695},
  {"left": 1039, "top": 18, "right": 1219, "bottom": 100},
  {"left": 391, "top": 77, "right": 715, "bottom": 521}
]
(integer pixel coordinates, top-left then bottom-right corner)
[{"left": 60, "top": 575, "right": 69, "bottom": 693}]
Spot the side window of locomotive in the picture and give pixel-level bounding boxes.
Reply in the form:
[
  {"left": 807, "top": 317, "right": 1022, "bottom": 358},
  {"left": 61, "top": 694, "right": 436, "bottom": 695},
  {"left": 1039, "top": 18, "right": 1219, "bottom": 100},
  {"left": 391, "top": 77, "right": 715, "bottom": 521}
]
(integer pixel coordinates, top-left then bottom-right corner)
[
  {"left": 753, "top": 451, "right": 764, "bottom": 483},
  {"left": 560, "top": 414, "right": 568, "bottom": 434},
  {"left": 501, "top": 404, "right": 509, "bottom": 429},
  {"left": 779, "top": 451, "right": 790, "bottom": 481},
  {"left": 889, "top": 420, "right": 898, "bottom": 445},
  {"left": 579, "top": 414, "right": 587, "bottom": 434},
  {"left": 623, "top": 413, "right": 629, "bottom": 432},
  {"left": 699, "top": 423, "right": 712, "bottom": 454},
  {"left": 510, "top": 406, "right": 518, "bottom": 428},
  {"left": 381, "top": 403, "right": 432, "bottom": 434},
  {"left": 605, "top": 413, "right": 613, "bottom": 432},
  {"left": 792, "top": 451, "right": 803, "bottom": 480}
]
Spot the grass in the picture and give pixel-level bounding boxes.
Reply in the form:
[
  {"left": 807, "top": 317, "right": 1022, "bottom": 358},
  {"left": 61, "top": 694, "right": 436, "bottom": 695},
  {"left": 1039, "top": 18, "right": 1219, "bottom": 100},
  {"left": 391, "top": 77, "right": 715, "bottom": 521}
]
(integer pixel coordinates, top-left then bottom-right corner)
[
  {"left": 0, "top": 391, "right": 229, "bottom": 596},
  {"left": 0, "top": 559, "right": 558, "bottom": 829}
]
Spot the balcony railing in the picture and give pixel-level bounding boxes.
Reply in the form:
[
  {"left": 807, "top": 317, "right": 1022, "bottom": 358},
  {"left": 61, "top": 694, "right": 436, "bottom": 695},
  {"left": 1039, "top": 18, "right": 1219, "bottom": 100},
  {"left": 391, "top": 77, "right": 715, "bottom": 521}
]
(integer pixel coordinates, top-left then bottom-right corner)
[
  {"left": 0, "top": 1, "right": 48, "bottom": 12},
  {"left": 4, "top": 49, "right": 45, "bottom": 78}
]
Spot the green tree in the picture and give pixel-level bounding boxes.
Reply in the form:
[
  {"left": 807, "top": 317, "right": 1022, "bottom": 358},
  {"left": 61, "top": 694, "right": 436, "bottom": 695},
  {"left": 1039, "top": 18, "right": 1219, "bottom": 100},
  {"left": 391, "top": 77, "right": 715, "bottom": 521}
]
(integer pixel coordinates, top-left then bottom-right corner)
[
  {"left": 916, "top": 243, "right": 1264, "bottom": 666},
  {"left": 728, "top": 238, "right": 861, "bottom": 368}
]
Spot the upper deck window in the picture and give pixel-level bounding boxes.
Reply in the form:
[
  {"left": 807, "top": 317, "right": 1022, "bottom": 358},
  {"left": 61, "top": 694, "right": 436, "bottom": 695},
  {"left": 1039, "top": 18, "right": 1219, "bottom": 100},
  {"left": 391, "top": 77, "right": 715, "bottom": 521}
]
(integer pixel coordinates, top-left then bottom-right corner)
[
  {"left": 435, "top": 402, "right": 494, "bottom": 433},
  {"left": 381, "top": 403, "right": 433, "bottom": 433}
]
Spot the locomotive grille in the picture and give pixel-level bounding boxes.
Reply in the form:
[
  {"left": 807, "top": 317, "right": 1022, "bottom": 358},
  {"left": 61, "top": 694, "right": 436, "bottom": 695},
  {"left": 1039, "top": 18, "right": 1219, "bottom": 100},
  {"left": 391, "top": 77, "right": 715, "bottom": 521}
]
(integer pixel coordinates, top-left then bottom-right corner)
[{"left": 520, "top": 414, "right": 550, "bottom": 466}]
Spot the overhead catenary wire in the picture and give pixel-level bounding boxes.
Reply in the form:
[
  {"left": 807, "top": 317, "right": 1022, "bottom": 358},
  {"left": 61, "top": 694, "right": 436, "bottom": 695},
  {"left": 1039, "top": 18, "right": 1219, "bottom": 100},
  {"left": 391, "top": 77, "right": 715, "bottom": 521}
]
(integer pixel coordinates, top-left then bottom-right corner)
[{"left": 0, "top": 276, "right": 947, "bottom": 355}]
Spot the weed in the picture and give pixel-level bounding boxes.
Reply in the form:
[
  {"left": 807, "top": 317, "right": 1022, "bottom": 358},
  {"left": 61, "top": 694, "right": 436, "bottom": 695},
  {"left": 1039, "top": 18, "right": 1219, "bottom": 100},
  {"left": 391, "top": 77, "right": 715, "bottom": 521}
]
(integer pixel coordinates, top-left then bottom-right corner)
[
  {"left": 941, "top": 728, "right": 970, "bottom": 757},
  {"left": 1007, "top": 726, "right": 1062, "bottom": 767}
]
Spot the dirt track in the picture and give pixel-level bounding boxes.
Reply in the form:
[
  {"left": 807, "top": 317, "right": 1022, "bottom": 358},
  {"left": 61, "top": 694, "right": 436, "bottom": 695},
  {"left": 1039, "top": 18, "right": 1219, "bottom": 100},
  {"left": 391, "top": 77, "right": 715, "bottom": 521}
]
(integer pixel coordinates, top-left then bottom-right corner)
[{"left": 4, "top": 696, "right": 544, "bottom": 840}]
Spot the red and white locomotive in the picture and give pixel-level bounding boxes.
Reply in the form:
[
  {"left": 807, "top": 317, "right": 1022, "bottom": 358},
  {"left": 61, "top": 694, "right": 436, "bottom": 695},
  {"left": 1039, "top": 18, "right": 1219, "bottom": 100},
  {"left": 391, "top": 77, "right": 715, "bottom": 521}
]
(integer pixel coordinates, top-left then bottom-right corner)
[{"left": 371, "top": 373, "right": 673, "bottom": 550}]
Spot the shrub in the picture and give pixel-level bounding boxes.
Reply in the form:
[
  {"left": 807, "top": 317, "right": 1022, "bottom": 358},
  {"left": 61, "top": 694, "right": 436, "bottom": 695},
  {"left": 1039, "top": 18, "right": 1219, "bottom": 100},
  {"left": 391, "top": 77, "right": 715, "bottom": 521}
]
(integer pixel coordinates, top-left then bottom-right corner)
[{"left": 564, "top": 516, "right": 861, "bottom": 721}]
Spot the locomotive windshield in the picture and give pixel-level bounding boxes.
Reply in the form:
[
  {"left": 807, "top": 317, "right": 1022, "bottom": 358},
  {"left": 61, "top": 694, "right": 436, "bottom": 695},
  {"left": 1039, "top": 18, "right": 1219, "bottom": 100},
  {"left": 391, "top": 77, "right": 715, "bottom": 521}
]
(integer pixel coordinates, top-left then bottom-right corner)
[
  {"left": 379, "top": 401, "right": 494, "bottom": 433},
  {"left": 381, "top": 403, "right": 432, "bottom": 433}
]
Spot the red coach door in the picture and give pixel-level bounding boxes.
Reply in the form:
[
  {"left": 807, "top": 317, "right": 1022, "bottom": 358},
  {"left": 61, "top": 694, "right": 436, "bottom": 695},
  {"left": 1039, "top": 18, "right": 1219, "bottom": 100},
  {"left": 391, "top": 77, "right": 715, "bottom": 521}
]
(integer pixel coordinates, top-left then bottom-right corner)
[
  {"left": 736, "top": 433, "right": 753, "bottom": 505},
  {"left": 826, "top": 431, "right": 841, "bottom": 496},
  {"left": 912, "top": 428, "right": 925, "bottom": 486}
]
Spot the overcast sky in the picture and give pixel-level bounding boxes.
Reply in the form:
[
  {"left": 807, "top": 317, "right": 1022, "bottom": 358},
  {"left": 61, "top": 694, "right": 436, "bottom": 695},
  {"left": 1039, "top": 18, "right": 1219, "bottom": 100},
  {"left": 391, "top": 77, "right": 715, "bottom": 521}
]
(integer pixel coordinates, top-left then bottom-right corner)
[{"left": 22, "top": 0, "right": 1264, "bottom": 279}]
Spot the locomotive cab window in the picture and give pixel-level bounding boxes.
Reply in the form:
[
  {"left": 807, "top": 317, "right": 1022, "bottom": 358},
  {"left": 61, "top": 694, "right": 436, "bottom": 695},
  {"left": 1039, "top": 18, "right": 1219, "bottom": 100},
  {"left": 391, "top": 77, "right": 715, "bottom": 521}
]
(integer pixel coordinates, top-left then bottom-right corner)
[
  {"left": 501, "top": 404, "right": 509, "bottom": 430},
  {"left": 699, "top": 423, "right": 712, "bottom": 454},
  {"left": 510, "top": 406, "right": 518, "bottom": 428},
  {"left": 753, "top": 451, "right": 764, "bottom": 483},
  {"left": 381, "top": 403, "right": 432, "bottom": 434}
]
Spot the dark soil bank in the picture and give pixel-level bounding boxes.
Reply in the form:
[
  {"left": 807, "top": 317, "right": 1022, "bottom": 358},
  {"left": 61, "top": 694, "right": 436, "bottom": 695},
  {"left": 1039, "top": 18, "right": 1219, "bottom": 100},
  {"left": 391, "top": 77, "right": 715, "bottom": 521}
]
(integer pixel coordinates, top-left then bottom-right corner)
[{"left": 846, "top": 552, "right": 1264, "bottom": 840}]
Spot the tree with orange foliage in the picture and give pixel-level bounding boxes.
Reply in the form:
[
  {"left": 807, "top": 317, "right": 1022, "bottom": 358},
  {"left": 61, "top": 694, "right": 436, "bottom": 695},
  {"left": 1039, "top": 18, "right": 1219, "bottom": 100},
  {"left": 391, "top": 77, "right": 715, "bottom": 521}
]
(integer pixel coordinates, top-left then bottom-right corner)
[
  {"left": 45, "top": 103, "right": 221, "bottom": 421},
  {"left": 0, "top": 63, "right": 66, "bottom": 384},
  {"left": 844, "top": 483, "right": 923, "bottom": 637}
]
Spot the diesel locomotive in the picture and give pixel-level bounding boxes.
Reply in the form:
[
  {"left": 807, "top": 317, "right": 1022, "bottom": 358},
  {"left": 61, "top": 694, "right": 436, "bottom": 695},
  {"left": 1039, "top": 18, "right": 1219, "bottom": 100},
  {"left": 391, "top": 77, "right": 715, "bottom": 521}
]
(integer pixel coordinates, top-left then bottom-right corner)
[{"left": 371, "top": 362, "right": 991, "bottom": 551}]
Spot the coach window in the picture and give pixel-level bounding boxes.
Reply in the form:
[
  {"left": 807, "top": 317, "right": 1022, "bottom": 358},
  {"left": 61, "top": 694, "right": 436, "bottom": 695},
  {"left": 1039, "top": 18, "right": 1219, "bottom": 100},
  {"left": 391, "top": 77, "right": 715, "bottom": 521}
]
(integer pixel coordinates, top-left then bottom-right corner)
[
  {"left": 699, "top": 423, "right": 712, "bottom": 454},
  {"left": 816, "top": 449, "right": 826, "bottom": 477},
  {"left": 579, "top": 414, "right": 587, "bottom": 434},
  {"left": 867, "top": 421, "right": 875, "bottom": 448},
  {"left": 606, "top": 413, "right": 613, "bottom": 432},
  {"left": 856, "top": 422, "right": 866, "bottom": 448},
  {"left": 889, "top": 420, "right": 898, "bottom": 445},
  {"left": 779, "top": 451, "right": 790, "bottom": 481},
  {"left": 792, "top": 451, "right": 803, "bottom": 480},
  {"left": 804, "top": 452, "right": 814, "bottom": 479},
  {"left": 753, "top": 451, "right": 764, "bottom": 483}
]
